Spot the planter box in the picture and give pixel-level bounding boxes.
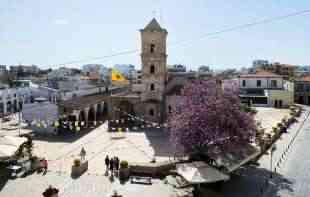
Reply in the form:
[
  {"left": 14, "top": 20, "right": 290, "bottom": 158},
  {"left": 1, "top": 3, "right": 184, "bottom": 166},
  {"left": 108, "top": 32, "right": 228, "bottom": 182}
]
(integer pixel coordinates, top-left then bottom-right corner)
[
  {"left": 42, "top": 188, "right": 59, "bottom": 197},
  {"left": 119, "top": 168, "right": 130, "bottom": 180},
  {"left": 71, "top": 160, "right": 88, "bottom": 177}
]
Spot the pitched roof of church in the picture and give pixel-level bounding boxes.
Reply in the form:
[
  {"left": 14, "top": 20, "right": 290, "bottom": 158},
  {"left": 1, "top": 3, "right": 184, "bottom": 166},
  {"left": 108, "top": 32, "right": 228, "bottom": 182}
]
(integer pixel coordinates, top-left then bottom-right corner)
[{"left": 143, "top": 18, "right": 166, "bottom": 31}]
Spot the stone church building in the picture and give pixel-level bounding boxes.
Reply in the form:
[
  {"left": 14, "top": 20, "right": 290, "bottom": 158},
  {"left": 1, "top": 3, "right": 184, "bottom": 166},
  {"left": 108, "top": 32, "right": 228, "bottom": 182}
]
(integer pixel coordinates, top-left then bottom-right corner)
[{"left": 109, "top": 18, "right": 194, "bottom": 124}]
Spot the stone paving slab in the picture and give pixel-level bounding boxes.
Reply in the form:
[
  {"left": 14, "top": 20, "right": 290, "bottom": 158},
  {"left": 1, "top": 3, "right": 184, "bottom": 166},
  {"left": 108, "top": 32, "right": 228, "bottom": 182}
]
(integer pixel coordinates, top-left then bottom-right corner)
[
  {"left": 0, "top": 171, "right": 177, "bottom": 197},
  {"left": 255, "top": 107, "right": 291, "bottom": 134}
]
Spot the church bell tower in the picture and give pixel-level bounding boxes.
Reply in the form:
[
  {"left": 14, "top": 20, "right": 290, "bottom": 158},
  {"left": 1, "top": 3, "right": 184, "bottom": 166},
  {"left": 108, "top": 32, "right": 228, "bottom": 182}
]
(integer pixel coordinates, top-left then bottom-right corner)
[{"left": 140, "top": 18, "right": 168, "bottom": 122}]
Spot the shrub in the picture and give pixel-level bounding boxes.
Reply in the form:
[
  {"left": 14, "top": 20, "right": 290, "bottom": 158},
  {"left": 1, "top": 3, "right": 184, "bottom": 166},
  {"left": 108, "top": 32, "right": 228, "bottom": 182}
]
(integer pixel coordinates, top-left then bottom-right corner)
[
  {"left": 272, "top": 127, "right": 278, "bottom": 133},
  {"left": 42, "top": 186, "right": 59, "bottom": 197},
  {"left": 73, "top": 159, "right": 81, "bottom": 167},
  {"left": 120, "top": 160, "right": 128, "bottom": 169}
]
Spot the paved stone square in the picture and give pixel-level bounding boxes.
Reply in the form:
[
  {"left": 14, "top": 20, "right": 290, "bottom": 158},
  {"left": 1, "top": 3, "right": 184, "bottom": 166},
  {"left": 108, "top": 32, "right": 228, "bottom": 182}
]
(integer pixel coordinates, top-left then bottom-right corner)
[
  {"left": 254, "top": 107, "right": 291, "bottom": 134},
  {"left": 0, "top": 107, "right": 298, "bottom": 197},
  {"left": 31, "top": 123, "right": 175, "bottom": 175},
  {"left": 0, "top": 171, "right": 178, "bottom": 197}
]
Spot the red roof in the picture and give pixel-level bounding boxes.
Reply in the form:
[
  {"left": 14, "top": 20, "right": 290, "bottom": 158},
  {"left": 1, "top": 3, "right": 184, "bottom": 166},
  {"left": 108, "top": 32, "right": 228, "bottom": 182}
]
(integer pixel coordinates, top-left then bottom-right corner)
[
  {"left": 296, "top": 75, "right": 310, "bottom": 82},
  {"left": 240, "top": 70, "right": 282, "bottom": 78}
]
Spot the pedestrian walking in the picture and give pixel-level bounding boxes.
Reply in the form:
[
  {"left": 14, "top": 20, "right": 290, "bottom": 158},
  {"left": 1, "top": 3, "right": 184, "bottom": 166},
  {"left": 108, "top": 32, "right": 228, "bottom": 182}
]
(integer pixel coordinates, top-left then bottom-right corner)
[
  {"left": 110, "top": 157, "right": 114, "bottom": 175},
  {"left": 43, "top": 158, "right": 48, "bottom": 174},
  {"left": 105, "top": 155, "right": 110, "bottom": 171},
  {"left": 115, "top": 157, "right": 120, "bottom": 172},
  {"left": 113, "top": 157, "right": 119, "bottom": 176},
  {"left": 80, "top": 147, "right": 86, "bottom": 161}
]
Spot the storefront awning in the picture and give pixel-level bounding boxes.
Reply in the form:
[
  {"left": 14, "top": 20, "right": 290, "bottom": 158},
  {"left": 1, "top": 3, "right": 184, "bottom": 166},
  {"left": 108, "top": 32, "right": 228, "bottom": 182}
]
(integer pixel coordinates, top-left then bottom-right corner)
[{"left": 176, "top": 161, "right": 230, "bottom": 184}]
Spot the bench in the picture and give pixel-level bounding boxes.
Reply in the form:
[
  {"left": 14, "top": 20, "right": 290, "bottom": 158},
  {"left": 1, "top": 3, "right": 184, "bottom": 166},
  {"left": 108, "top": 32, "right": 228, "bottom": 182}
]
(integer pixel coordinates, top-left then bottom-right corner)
[{"left": 130, "top": 176, "right": 152, "bottom": 185}]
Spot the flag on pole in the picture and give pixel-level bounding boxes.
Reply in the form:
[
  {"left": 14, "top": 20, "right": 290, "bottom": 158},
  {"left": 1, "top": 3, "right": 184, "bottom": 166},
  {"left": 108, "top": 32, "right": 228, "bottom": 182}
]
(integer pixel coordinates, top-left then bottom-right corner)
[{"left": 111, "top": 68, "right": 129, "bottom": 85}]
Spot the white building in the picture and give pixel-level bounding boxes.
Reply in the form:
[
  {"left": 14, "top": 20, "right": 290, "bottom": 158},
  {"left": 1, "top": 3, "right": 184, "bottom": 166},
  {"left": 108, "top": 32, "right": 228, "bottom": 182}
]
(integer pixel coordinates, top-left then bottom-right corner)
[
  {"left": 113, "top": 64, "right": 136, "bottom": 80},
  {"left": 253, "top": 60, "right": 269, "bottom": 69},
  {"left": 0, "top": 65, "right": 7, "bottom": 74},
  {"left": 22, "top": 100, "right": 58, "bottom": 134},
  {"left": 238, "top": 70, "right": 294, "bottom": 107},
  {"left": 167, "top": 64, "right": 186, "bottom": 72},
  {"left": 82, "top": 64, "right": 109, "bottom": 81},
  {"left": 0, "top": 87, "right": 32, "bottom": 116},
  {"left": 10, "top": 65, "right": 40, "bottom": 74}
]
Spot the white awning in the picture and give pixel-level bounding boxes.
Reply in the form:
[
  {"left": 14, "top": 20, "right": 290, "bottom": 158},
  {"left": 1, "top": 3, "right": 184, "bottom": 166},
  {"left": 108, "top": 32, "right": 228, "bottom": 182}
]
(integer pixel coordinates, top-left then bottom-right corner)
[
  {"left": 176, "top": 161, "right": 230, "bottom": 184},
  {"left": 0, "top": 136, "right": 27, "bottom": 160}
]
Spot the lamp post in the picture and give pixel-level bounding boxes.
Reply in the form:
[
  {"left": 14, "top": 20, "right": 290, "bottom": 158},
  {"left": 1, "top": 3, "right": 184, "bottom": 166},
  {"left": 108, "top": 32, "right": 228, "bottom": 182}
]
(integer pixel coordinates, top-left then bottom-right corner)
[{"left": 270, "top": 144, "right": 276, "bottom": 178}]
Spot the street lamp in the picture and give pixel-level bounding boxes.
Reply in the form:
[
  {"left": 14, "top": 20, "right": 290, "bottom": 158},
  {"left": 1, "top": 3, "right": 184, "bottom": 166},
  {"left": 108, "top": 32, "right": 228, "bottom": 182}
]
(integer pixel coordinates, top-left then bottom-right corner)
[{"left": 270, "top": 144, "right": 276, "bottom": 178}]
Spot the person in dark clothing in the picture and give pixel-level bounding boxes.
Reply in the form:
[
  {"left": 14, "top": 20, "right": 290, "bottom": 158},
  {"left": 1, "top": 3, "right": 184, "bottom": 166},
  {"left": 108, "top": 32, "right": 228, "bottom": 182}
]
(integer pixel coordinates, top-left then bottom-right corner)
[
  {"left": 42, "top": 158, "right": 48, "bottom": 175},
  {"left": 109, "top": 157, "right": 114, "bottom": 175},
  {"left": 105, "top": 155, "right": 110, "bottom": 171},
  {"left": 115, "top": 157, "right": 120, "bottom": 172}
]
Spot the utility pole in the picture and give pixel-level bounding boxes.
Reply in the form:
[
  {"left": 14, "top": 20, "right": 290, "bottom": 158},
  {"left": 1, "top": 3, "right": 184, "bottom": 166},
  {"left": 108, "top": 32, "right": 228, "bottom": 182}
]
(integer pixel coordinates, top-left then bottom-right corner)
[
  {"left": 270, "top": 144, "right": 276, "bottom": 178},
  {"left": 18, "top": 103, "right": 21, "bottom": 136}
]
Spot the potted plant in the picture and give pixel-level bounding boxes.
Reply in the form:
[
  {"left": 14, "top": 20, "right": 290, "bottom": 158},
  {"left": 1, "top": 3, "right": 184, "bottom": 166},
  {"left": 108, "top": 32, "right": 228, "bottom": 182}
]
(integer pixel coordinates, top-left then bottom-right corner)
[
  {"left": 71, "top": 158, "right": 88, "bottom": 177},
  {"left": 42, "top": 185, "right": 59, "bottom": 197},
  {"left": 119, "top": 160, "right": 129, "bottom": 181}
]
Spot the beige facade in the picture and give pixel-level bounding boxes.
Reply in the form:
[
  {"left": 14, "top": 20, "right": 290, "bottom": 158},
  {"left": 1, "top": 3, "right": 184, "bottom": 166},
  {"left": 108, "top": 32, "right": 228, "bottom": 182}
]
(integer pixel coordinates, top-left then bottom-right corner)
[
  {"left": 140, "top": 19, "right": 168, "bottom": 122},
  {"left": 294, "top": 76, "right": 310, "bottom": 105},
  {"left": 268, "top": 85, "right": 294, "bottom": 108}
]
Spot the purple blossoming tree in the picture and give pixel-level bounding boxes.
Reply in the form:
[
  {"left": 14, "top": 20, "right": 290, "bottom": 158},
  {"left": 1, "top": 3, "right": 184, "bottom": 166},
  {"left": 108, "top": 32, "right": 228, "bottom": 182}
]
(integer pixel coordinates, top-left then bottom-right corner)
[{"left": 168, "top": 80, "right": 256, "bottom": 156}]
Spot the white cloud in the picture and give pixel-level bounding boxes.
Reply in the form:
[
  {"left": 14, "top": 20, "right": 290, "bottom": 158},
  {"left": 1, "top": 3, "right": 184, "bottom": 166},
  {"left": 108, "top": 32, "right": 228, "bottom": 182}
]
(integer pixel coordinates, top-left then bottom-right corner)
[{"left": 54, "top": 19, "right": 69, "bottom": 25}]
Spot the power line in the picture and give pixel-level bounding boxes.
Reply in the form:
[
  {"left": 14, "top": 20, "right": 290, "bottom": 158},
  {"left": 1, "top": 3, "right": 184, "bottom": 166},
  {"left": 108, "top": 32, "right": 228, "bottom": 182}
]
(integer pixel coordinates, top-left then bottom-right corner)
[
  {"left": 55, "top": 49, "right": 139, "bottom": 67},
  {"left": 169, "top": 9, "right": 310, "bottom": 48},
  {"left": 52, "top": 8, "right": 310, "bottom": 67}
]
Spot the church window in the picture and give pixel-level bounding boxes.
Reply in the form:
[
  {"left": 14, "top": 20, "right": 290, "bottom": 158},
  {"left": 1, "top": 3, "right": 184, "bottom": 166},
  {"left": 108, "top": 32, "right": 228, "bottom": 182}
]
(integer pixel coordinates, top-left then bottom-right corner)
[
  {"left": 150, "top": 65, "right": 155, "bottom": 74},
  {"left": 149, "top": 109, "right": 154, "bottom": 116},
  {"left": 150, "top": 44, "right": 155, "bottom": 53},
  {"left": 150, "top": 84, "right": 155, "bottom": 91}
]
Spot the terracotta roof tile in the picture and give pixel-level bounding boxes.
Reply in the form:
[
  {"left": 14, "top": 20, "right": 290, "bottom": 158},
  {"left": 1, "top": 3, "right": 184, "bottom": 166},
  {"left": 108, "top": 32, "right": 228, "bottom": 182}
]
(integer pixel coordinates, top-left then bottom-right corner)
[
  {"left": 240, "top": 70, "right": 281, "bottom": 78},
  {"left": 296, "top": 75, "right": 310, "bottom": 82}
]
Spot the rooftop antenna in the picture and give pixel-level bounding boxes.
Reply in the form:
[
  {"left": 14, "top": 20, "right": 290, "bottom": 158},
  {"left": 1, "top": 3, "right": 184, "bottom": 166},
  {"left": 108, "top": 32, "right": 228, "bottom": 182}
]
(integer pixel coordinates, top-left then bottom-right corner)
[{"left": 159, "top": 8, "right": 162, "bottom": 24}]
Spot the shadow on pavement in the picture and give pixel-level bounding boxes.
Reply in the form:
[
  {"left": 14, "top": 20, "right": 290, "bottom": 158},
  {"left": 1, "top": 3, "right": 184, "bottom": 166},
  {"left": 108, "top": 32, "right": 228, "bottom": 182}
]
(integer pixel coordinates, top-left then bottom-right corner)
[
  {"left": 30, "top": 121, "right": 106, "bottom": 143},
  {"left": 143, "top": 128, "right": 176, "bottom": 158},
  {"left": 204, "top": 165, "right": 293, "bottom": 197},
  {"left": 0, "top": 177, "right": 8, "bottom": 192}
]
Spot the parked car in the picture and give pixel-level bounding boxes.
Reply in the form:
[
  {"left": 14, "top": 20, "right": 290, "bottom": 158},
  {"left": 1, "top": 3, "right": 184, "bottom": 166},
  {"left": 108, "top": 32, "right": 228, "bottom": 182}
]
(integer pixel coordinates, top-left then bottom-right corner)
[{"left": 7, "top": 165, "right": 23, "bottom": 179}]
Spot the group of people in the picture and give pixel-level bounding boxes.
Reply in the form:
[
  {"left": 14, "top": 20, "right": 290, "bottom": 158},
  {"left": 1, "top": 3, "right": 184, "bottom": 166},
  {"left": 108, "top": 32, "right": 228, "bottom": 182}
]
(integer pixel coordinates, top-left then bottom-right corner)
[{"left": 105, "top": 155, "right": 120, "bottom": 176}]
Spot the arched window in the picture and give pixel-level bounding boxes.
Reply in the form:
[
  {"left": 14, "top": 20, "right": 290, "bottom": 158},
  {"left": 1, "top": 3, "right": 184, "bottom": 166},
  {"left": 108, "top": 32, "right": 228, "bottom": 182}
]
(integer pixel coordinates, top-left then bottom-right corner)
[
  {"left": 150, "top": 65, "right": 155, "bottom": 74},
  {"left": 150, "top": 44, "right": 155, "bottom": 53},
  {"left": 150, "top": 84, "right": 155, "bottom": 91},
  {"left": 149, "top": 109, "right": 154, "bottom": 116}
]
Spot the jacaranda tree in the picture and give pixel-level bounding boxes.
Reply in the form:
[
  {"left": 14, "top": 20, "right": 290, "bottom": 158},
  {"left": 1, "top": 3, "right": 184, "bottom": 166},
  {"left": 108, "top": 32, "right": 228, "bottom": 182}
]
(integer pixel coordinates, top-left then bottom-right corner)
[{"left": 168, "top": 80, "right": 256, "bottom": 156}]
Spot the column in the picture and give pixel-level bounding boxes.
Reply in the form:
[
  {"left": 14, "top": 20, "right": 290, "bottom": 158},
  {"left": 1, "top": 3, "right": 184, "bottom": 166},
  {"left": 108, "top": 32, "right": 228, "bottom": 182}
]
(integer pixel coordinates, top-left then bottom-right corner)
[
  {"left": 73, "top": 110, "right": 80, "bottom": 131},
  {"left": 73, "top": 110, "right": 80, "bottom": 122},
  {"left": 93, "top": 104, "right": 98, "bottom": 123},
  {"left": 83, "top": 107, "right": 90, "bottom": 128},
  {"left": 101, "top": 102, "right": 105, "bottom": 116},
  {"left": 3, "top": 97, "right": 7, "bottom": 115}
]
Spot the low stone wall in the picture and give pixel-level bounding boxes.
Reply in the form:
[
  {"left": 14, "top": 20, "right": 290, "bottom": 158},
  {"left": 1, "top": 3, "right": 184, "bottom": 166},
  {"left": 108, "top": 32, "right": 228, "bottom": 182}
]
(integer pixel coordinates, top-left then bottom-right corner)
[{"left": 129, "top": 160, "right": 178, "bottom": 178}]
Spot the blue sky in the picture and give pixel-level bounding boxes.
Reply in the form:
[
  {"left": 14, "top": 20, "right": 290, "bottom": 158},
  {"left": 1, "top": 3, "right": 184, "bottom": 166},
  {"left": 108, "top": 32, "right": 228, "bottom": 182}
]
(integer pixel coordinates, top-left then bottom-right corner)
[{"left": 1, "top": 0, "right": 310, "bottom": 70}]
